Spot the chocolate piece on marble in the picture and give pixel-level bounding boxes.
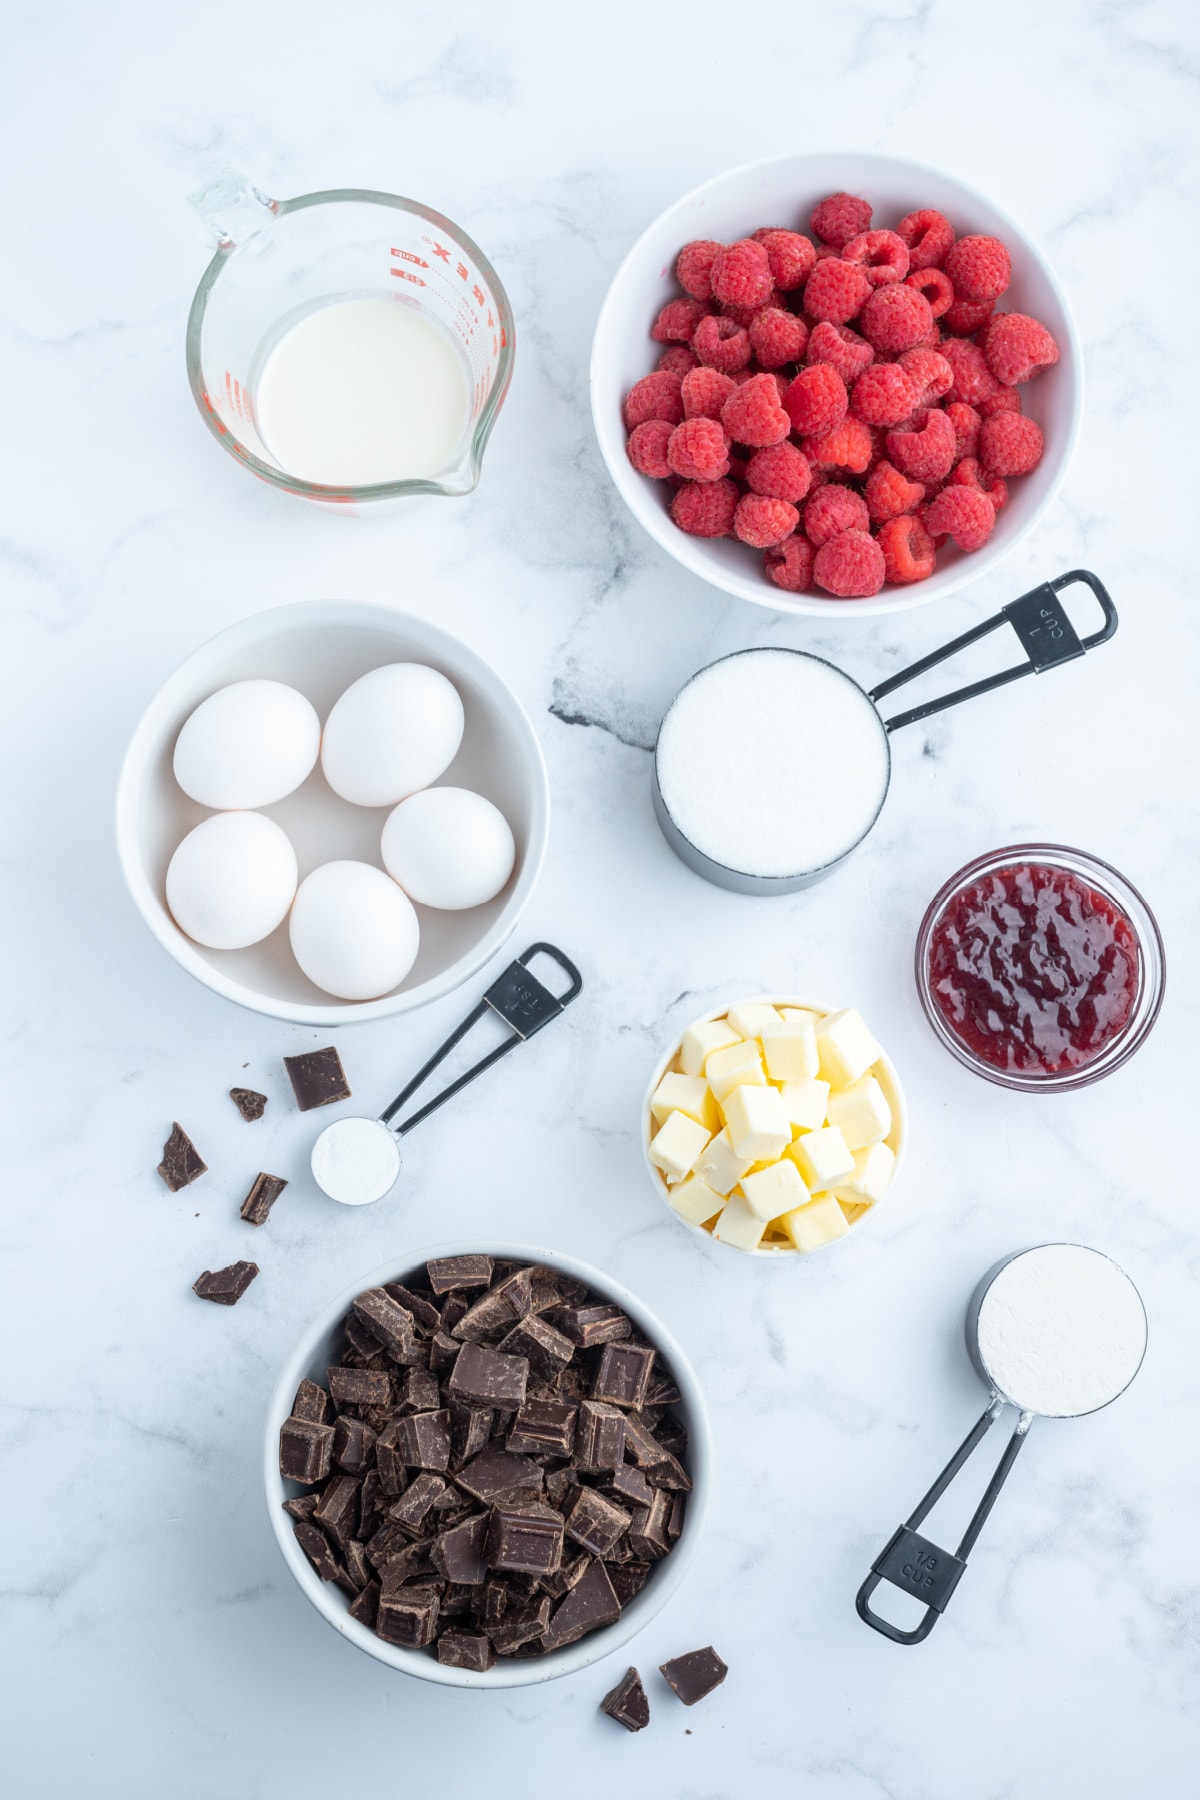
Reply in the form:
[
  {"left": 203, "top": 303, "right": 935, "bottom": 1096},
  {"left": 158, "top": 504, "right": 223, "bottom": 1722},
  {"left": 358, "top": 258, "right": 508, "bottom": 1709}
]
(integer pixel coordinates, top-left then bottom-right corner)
[
  {"left": 506, "top": 1400, "right": 578, "bottom": 1458},
  {"left": 376, "top": 1583, "right": 440, "bottom": 1649},
  {"left": 387, "top": 1472, "right": 446, "bottom": 1531},
  {"left": 396, "top": 1409, "right": 451, "bottom": 1473},
  {"left": 193, "top": 1261, "right": 258, "bottom": 1306},
  {"left": 592, "top": 1342, "right": 655, "bottom": 1409},
  {"left": 333, "top": 1414, "right": 376, "bottom": 1476},
  {"left": 229, "top": 1087, "right": 267, "bottom": 1122},
  {"left": 398, "top": 1367, "right": 442, "bottom": 1414},
  {"left": 499, "top": 1315, "right": 574, "bottom": 1381},
  {"left": 344, "top": 1538, "right": 371, "bottom": 1591},
  {"left": 601, "top": 1667, "right": 650, "bottom": 1733},
  {"left": 314, "top": 1474, "right": 361, "bottom": 1550},
  {"left": 659, "top": 1646, "right": 728, "bottom": 1706},
  {"left": 455, "top": 1446, "right": 542, "bottom": 1507},
  {"left": 629, "top": 1488, "right": 672, "bottom": 1561},
  {"left": 437, "top": 1630, "right": 496, "bottom": 1671},
  {"left": 383, "top": 1282, "right": 441, "bottom": 1334},
  {"left": 348, "top": 1578, "right": 380, "bottom": 1628},
  {"left": 328, "top": 1366, "right": 391, "bottom": 1409},
  {"left": 158, "top": 1122, "right": 207, "bottom": 1192},
  {"left": 551, "top": 1303, "right": 633, "bottom": 1348},
  {"left": 541, "top": 1559, "right": 621, "bottom": 1651},
  {"left": 279, "top": 1416, "right": 334, "bottom": 1485},
  {"left": 564, "top": 1487, "right": 631, "bottom": 1558},
  {"left": 447, "top": 1341, "right": 529, "bottom": 1409},
  {"left": 283, "top": 1046, "right": 350, "bottom": 1111},
  {"left": 352, "top": 1288, "right": 419, "bottom": 1360},
  {"left": 426, "top": 1254, "right": 493, "bottom": 1295},
  {"left": 291, "top": 1378, "right": 332, "bottom": 1424},
  {"left": 573, "top": 1400, "right": 626, "bottom": 1471},
  {"left": 431, "top": 1512, "right": 489, "bottom": 1586},
  {"left": 605, "top": 1463, "right": 654, "bottom": 1509},
  {"left": 609, "top": 1561, "right": 652, "bottom": 1608},
  {"left": 485, "top": 1503, "right": 564, "bottom": 1576},
  {"left": 449, "top": 1402, "right": 494, "bottom": 1466},
  {"left": 429, "top": 1331, "right": 461, "bottom": 1371},
  {"left": 490, "top": 1596, "right": 553, "bottom": 1654},
  {"left": 293, "top": 1520, "right": 345, "bottom": 1585},
  {"left": 239, "top": 1171, "right": 287, "bottom": 1226},
  {"left": 282, "top": 1493, "right": 319, "bottom": 1522}
]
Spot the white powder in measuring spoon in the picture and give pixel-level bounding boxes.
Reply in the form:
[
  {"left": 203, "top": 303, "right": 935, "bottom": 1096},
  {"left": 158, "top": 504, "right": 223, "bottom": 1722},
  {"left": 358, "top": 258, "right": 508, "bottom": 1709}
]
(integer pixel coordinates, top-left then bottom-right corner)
[
  {"left": 655, "top": 650, "right": 891, "bottom": 878},
  {"left": 975, "top": 1244, "right": 1147, "bottom": 1417},
  {"left": 311, "top": 1116, "right": 402, "bottom": 1206}
]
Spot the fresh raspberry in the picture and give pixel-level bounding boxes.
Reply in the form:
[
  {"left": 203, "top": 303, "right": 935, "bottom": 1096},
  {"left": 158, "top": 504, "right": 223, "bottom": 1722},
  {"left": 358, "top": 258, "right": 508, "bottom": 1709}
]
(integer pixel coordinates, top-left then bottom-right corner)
[
  {"left": 923, "top": 484, "right": 995, "bottom": 552},
  {"left": 850, "top": 362, "right": 917, "bottom": 427},
  {"left": 710, "top": 239, "right": 774, "bottom": 311},
  {"left": 812, "top": 241, "right": 840, "bottom": 261},
  {"left": 670, "top": 478, "right": 739, "bottom": 537},
  {"left": 978, "top": 385, "right": 1021, "bottom": 418},
  {"left": 764, "top": 534, "right": 814, "bottom": 593},
  {"left": 733, "top": 493, "right": 800, "bottom": 548},
  {"left": 865, "top": 459, "right": 925, "bottom": 524},
  {"left": 803, "top": 484, "right": 870, "bottom": 546},
  {"left": 806, "top": 320, "right": 874, "bottom": 381},
  {"left": 783, "top": 363, "right": 848, "bottom": 437},
  {"left": 862, "top": 424, "right": 891, "bottom": 476},
  {"left": 753, "top": 229, "right": 817, "bottom": 291},
  {"left": 745, "top": 440, "right": 812, "bottom": 502},
  {"left": 727, "top": 452, "right": 749, "bottom": 483},
  {"left": 657, "top": 345, "right": 698, "bottom": 375},
  {"left": 718, "top": 299, "right": 770, "bottom": 328},
  {"left": 942, "top": 297, "right": 995, "bottom": 336},
  {"left": 748, "top": 306, "right": 808, "bottom": 369},
  {"left": 896, "top": 209, "right": 955, "bottom": 271},
  {"left": 950, "top": 457, "right": 1008, "bottom": 511},
  {"left": 626, "top": 419, "right": 674, "bottom": 479},
  {"left": 979, "top": 412, "right": 1044, "bottom": 476},
  {"left": 813, "top": 529, "right": 886, "bottom": 597},
  {"left": 899, "top": 346, "right": 953, "bottom": 408},
  {"left": 945, "top": 402, "right": 981, "bottom": 462},
  {"left": 721, "top": 373, "right": 791, "bottom": 448},
  {"left": 876, "top": 515, "right": 937, "bottom": 584},
  {"left": 803, "top": 258, "right": 872, "bottom": 324},
  {"left": 801, "top": 416, "right": 873, "bottom": 474},
  {"left": 904, "top": 267, "right": 954, "bottom": 319},
  {"left": 944, "top": 235, "right": 1011, "bottom": 304},
  {"left": 842, "top": 229, "right": 910, "bottom": 287},
  {"left": 675, "top": 240, "right": 723, "bottom": 302},
  {"left": 809, "top": 192, "right": 872, "bottom": 249},
  {"left": 651, "top": 297, "right": 709, "bottom": 343},
  {"left": 623, "top": 369, "right": 685, "bottom": 429},
  {"left": 983, "top": 312, "right": 1060, "bottom": 385},
  {"left": 691, "top": 313, "right": 752, "bottom": 374},
  {"left": 860, "top": 284, "right": 934, "bottom": 353},
  {"left": 941, "top": 338, "right": 1001, "bottom": 407},
  {"left": 666, "top": 417, "right": 730, "bottom": 481},
  {"left": 886, "top": 407, "right": 957, "bottom": 481},
  {"left": 681, "top": 365, "right": 738, "bottom": 421}
]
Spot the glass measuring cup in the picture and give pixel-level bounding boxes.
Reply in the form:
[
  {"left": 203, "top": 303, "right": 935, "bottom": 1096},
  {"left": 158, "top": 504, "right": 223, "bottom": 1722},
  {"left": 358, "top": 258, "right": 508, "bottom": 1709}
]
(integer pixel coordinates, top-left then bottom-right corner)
[{"left": 185, "top": 170, "right": 514, "bottom": 504}]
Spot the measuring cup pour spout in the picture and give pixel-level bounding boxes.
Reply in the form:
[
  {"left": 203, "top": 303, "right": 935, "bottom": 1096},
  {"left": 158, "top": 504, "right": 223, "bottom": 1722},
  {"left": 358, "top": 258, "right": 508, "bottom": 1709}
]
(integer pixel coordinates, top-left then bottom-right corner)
[{"left": 188, "top": 169, "right": 277, "bottom": 250}]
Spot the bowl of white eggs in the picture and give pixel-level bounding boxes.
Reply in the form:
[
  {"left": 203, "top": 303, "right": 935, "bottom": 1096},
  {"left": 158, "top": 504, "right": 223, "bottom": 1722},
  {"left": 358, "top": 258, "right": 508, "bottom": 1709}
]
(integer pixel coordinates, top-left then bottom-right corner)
[{"left": 116, "top": 602, "right": 550, "bottom": 1024}]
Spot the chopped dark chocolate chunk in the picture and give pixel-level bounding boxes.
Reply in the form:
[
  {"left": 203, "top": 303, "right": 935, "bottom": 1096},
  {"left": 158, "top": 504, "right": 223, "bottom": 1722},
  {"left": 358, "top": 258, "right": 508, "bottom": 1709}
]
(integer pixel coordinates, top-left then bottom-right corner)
[
  {"left": 384, "top": 1282, "right": 441, "bottom": 1333},
  {"left": 377, "top": 1583, "right": 440, "bottom": 1648},
  {"left": 592, "top": 1341, "right": 655, "bottom": 1409},
  {"left": 564, "top": 1487, "right": 631, "bottom": 1558},
  {"left": 348, "top": 1578, "right": 380, "bottom": 1628},
  {"left": 552, "top": 1303, "right": 633, "bottom": 1348},
  {"left": 230, "top": 1087, "right": 267, "bottom": 1122},
  {"left": 494, "top": 1266, "right": 535, "bottom": 1317},
  {"left": 499, "top": 1315, "right": 574, "bottom": 1380},
  {"left": 601, "top": 1666, "right": 650, "bottom": 1733},
  {"left": 666, "top": 1492, "right": 686, "bottom": 1542},
  {"left": 646, "top": 1444, "right": 692, "bottom": 1493},
  {"left": 483, "top": 1578, "right": 508, "bottom": 1628},
  {"left": 606, "top": 1463, "right": 654, "bottom": 1509},
  {"left": 395, "top": 1409, "right": 451, "bottom": 1473},
  {"left": 439, "top": 1293, "right": 470, "bottom": 1334},
  {"left": 645, "top": 1372, "right": 683, "bottom": 1407},
  {"left": 381, "top": 1539, "right": 434, "bottom": 1585},
  {"left": 279, "top": 1416, "right": 335, "bottom": 1485},
  {"left": 314, "top": 1474, "right": 360, "bottom": 1549},
  {"left": 629, "top": 1488, "right": 673, "bottom": 1561},
  {"left": 328, "top": 1366, "right": 391, "bottom": 1408},
  {"left": 431, "top": 1512, "right": 488, "bottom": 1585},
  {"left": 455, "top": 1446, "right": 542, "bottom": 1507},
  {"left": 542, "top": 1559, "right": 621, "bottom": 1651},
  {"left": 291, "top": 1378, "right": 332, "bottom": 1424},
  {"left": 437, "top": 1630, "right": 496, "bottom": 1671},
  {"left": 351, "top": 1288, "right": 419, "bottom": 1360},
  {"left": 158, "top": 1122, "right": 207, "bottom": 1192},
  {"left": 344, "top": 1538, "right": 371, "bottom": 1590},
  {"left": 544, "top": 1467, "right": 581, "bottom": 1511},
  {"left": 398, "top": 1367, "right": 441, "bottom": 1414},
  {"left": 426, "top": 1254, "right": 493, "bottom": 1294},
  {"left": 486, "top": 1503, "right": 564, "bottom": 1576},
  {"left": 452, "top": 1286, "right": 522, "bottom": 1343},
  {"left": 609, "top": 1561, "right": 652, "bottom": 1607},
  {"left": 430, "top": 1331, "right": 461, "bottom": 1371},
  {"left": 374, "top": 1420, "right": 407, "bottom": 1495},
  {"left": 193, "top": 1260, "right": 259, "bottom": 1305},
  {"left": 449, "top": 1402, "right": 494, "bottom": 1466},
  {"left": 283, "top": 1046, "right": 350, "bottom": 1111},
  {"left": 506, "top": 1400, "right": 578, "bottom": 1457},
  {"left": 333, "top": 1414, "right": 376, "bottom": 1475},
  {"left": 622, "top": 1412, "right": 672, "bottom": 1473},
  {"left": 239, "top": 1171, "right": 287, "bottom": 1226},
  {"left": 388, "top": 1472, "right": 446, "bottom": 1530},
  {"left": 659, "top": 1646, "right": 728, "bottom": 1706},
  {"left": 343, "top": 1313, "right": 386, "bottom": 1361},
  {"left": 491, "top": 1596, "right": 552, "bottom": 1654},
  {"left": 447, "top": 1341, "right": 529, "bottom": 1408},
  {"left": 574, "top": 1400, "right": 626, "bottom": 1471},
  {"left": 294, "top": 1521, "right": 350, "bottom": 1590},
  {"left": 282, "top": 1493, "right": 319, "bottom": 1522},
  {"left": 655, "top": 1414, "right": 688, "bottom": 1461},
  {"left": 359, "top": 1470, "right": 384, "bottom": 1539}
]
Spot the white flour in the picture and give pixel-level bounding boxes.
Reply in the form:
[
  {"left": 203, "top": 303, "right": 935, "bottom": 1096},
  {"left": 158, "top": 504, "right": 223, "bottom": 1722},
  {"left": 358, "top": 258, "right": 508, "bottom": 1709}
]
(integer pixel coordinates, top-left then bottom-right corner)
[
  {"left": 311, "top": 1116, "right": 402, "bottom": 1206},
  {"left": 976, "top": 1244, "right": 1147, "bottom": 1417},
  {"left": 655, "top": 650, "right": 890, "bottom": 878}
]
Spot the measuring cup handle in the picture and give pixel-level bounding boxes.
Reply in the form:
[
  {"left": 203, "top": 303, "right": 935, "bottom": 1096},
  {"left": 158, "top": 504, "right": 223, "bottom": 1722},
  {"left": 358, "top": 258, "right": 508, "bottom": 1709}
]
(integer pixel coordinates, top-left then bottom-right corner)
[
  {"left": 869, "top": 570, "right": 1118, "bottom": 734},
  {"left": 856, "top": 1401, "right": 1033, "bottom": 1645},
  {"left": 188, "top": 169, "right": 277, "bottom": 250}
]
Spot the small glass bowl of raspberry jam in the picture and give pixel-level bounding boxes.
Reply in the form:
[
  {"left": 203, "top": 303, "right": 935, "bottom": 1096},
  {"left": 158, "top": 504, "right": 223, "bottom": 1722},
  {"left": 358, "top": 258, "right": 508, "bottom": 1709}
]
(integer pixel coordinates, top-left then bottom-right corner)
[{"left": 915, "top": 845, "right": 1164, "bottom": 1092}]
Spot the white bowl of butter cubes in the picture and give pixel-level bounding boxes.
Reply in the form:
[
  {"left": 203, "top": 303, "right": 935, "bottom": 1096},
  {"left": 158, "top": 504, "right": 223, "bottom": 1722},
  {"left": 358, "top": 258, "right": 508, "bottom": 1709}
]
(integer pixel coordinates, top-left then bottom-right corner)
[{"left": 642, "top": 997, "right": 906, "bottom": 1256}]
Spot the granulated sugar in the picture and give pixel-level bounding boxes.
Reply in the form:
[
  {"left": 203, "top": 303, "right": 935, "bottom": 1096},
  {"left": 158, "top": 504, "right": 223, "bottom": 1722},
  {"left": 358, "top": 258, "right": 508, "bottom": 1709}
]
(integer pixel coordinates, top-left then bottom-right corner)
[
  {"left": 655, "top": 650, "right": 890, "bottom": 879},
  {"left": 976, "top": 1244, "right": 1147, "bottom": 1417}
]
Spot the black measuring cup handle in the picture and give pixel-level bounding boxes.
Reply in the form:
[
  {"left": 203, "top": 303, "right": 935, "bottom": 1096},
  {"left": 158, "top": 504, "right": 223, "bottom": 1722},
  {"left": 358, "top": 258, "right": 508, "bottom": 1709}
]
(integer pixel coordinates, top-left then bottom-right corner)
[
  {"left": 869, "top": 569, "right": 1118, "bottom": 733},
  {"left": 856, "top": 1399, "right": 1034, "bottom": 1645}
]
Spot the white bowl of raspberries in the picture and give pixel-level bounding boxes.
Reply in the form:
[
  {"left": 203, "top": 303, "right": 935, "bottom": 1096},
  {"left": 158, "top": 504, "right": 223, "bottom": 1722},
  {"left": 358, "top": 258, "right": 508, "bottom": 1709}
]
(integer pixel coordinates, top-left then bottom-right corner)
[{"left": 591, "top": 152, "right": 1081, "bottom": 615}]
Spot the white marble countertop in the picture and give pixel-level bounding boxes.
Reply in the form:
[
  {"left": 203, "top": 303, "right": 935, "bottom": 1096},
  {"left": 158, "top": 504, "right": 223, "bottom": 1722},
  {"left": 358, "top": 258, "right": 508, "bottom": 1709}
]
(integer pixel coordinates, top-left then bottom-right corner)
[{"left": 6, "top": 2, "right": 1199, "bottom": 1794}]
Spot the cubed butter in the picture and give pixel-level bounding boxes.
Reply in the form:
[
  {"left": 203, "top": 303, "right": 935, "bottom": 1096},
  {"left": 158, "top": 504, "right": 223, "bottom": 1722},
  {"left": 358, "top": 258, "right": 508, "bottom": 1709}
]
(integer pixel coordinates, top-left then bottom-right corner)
[
  {"left": 739, "top": 1157, "right": 810, "bottom": 1223},
  {"left": 787, "top": 1124, "right": 855, "bottom": 1189},
  {"left": 815, "top": 1007, "right": 882, "bottom": 1087},
  {"left": 842, "top": 1141, "right": 895, "bottom": 1202},
  {"left": 826, "top": 1075, "right": 892, "bottom": 1150},
  {"left": 648, "top": 1109, "right": 710, "bottom": 1184},
  {"left": 650, "top": 1071, "right": 720, "bottom": 1132},
  {"left": 722, "top": 1084, "right": 792, "bottom": 1162},
  {"left": 760, "top": 1017, "right": 820, "bottom": 1083},
  {"left": 668, "top": 1173, "right": 724, "bottom": 1227},
  {"left": 780, "top": 1007, "right": 821, "bottom": 1029},
  {"left": 726, "top": 1001, "right": 783, "bottom": 1040},
  {"left": 778, "top": 1078, "right": 831, "bottom": 1133},
  {"left": 779, "top": 1193, "right": 852, "bottom": 1251},
  {"left": 712, "top": 1192, "right": 766, "bottom": 1251},
  {"left": 695, "top": 1127, "right": 753, "bottom": 1197},
  {"left": 836, "top": 1198, "right": 872, "bottom": 1226},
  {"left": 679, "top": 1016, "right": 742, "bottom": 1077},
  {"left": 705, "top": 1038, "right": 767, "bottom": 1103}
]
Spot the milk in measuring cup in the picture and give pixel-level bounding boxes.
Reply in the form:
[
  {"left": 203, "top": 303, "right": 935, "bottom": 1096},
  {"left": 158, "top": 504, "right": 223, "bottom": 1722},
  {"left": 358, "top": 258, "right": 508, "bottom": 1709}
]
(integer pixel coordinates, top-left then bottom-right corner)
[{"left": 255, "top": 298, "right": 471, "bottom": 487}]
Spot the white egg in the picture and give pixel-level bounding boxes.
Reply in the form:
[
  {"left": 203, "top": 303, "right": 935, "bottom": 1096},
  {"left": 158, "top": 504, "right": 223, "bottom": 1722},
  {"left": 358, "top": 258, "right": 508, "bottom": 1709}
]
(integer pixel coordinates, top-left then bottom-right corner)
[
  {"left": 321, "top": 663, "right": 464, "bottom": 807},
  {"left": 289, "top": 860, "right": 420, "bottom": 1000},
  {"left": 381, "top": 787, "right": 516, "bottom": 910},
  {"left": 166, "top": 813, "right": 298, "bottom": 950},
  {"left": 174, "top": 680, "right": 320, "bottom": 809}
]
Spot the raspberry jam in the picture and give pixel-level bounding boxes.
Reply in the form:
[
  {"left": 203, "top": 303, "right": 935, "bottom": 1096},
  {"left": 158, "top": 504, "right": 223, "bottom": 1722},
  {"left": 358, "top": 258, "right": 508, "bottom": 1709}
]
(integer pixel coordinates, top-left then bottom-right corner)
[{"left": 925, "top": 862, "right": 1140, "bottom": 1075}]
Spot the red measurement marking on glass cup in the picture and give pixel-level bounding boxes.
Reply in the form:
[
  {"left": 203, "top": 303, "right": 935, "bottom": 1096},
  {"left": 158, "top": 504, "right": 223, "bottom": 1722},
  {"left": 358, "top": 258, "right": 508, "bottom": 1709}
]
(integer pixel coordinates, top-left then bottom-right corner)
[
  {"left": 390, "top": 268, "right": 427, "bottom": 286},
  {"left": 390, "top": 248, "right": 429, "bottom": 268}
]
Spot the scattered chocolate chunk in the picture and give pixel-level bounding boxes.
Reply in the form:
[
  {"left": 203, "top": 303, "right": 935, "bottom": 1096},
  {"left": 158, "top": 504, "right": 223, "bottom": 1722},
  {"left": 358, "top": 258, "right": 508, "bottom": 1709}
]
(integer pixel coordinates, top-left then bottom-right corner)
[
  {"left": 426, "top": 1254, "right": 493, "bottom": 1294},
  {"left": 592, "top": 1341, "right": 655, "bottom": 1409},
  {"left": 431, "top": 1513, "right": 489, "bottom": 1585},
  {"left": 659, "top": 1646, "right": 728, "bottom": 1706},
  {"left": 240, "top": 1171, "right": 287, "bottom": 1226},
  {"left": 283, "top": 1046, "right": 350, "bottom": 1112},
  {"left": 229, "top": 1087, "right": 267, "bottom": 1122},
  {"left": 437, "top": 1630, "right": 496, "bottom": 1671},
  {"left": 396, "top": 1409, "right": 451, "bottom": 1472},
  {"left": 193, "top": 1261, "right": 257, "bottom": 1306},
  {"left": 328, "top": 1366, "right": 391, "bottom": 1408},
  {"left": 348, "top": 1579, "right": 380, "bottom": 1628},
  {"left": 377, "top": 1582, "right": 440, "bottom": 1648},
  {"left": 506, "top": 1400, "right": 578, "bottom": 1457},
  {"left": 448, "top": 1341, "right": 529, "bottom": 1408},
  {"left": 601, "top": 1666, "right": 650, "bottom": 1733},
  {"left": 553, "top": 1303, "right": 633, "bottom": 1347},
  {"left": 542, "top": 1559, "right": 621, "bottom": 1650},
  {"left": 574, "top": 1400, "right": 626, "bottom": 1471},
  {"left": 159, "top": 1123, "right": 207, "bottom": 1192},
  {"left": 333, "top": 1414, "right": 376, "bottom": 1475},
  {"left": 486, "top": 1503, "right": 564, "bottom": 1576},
  {"left": 564, "top": 1487, "right": 632, "bottom": 1557},
  {"left": 291, "top": 1378, "right": 332, "bottom": 1424},
  {"left": 279, "top": 1416, "right": 335, "bottom": 1485}
]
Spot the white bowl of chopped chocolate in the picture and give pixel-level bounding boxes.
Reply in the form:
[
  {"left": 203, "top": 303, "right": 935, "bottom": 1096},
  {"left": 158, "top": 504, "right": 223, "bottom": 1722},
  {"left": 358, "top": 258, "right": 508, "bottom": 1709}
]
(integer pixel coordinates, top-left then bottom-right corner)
[{"left": 265, "top": 1244, "right": 711, "bottom": 1686}]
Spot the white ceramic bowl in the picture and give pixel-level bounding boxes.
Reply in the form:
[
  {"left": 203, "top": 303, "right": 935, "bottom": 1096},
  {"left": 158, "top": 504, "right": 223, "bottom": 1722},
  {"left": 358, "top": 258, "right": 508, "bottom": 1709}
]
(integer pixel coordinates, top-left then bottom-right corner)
[
  {"left": 264, "top": 1242, "right": 712, "bottom": 1688},
  {"left": 642, "top": 996, "right": 908, "bottom": 1257},
  {"left": 116, "top": 602, "right": 549, "bottom": 1025},
  {"left": 591, "top": 151, "right": 1082, "bottom": 618}
]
